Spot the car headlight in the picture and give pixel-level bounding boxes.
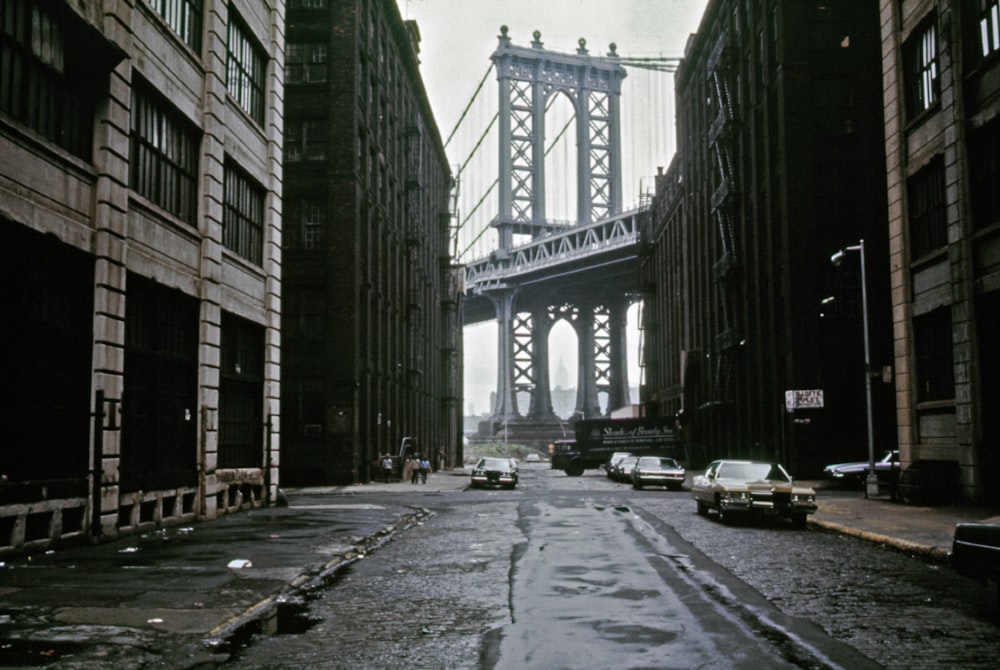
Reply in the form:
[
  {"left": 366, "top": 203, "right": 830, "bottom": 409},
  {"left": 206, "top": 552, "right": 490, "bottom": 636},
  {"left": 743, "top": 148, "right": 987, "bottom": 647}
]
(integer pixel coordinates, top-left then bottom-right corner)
[
  {"left": 722, "top": 490, "right": 749, "bottom": 502},
  {"left": 793, "top": 493, "right": 815, "bottom": 503}
]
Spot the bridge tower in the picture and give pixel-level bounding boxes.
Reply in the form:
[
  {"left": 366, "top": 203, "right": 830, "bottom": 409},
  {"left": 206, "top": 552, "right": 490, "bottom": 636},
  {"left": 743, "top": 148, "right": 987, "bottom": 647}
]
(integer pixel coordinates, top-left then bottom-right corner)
[{"left": 483, "top": 27, "right": 632, "bottom": 441}]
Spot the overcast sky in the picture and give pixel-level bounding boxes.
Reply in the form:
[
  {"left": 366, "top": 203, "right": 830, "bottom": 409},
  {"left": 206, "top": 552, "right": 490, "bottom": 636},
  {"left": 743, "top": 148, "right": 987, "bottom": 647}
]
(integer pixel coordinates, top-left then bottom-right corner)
[{"left": 400, "top": 0, "right": 710, "bottom": 418}]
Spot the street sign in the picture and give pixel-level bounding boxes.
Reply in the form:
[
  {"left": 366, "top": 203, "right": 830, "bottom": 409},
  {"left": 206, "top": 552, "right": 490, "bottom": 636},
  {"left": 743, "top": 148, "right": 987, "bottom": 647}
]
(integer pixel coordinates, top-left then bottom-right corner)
[{"left": 785, "top": 389, "right": 824, "bottom": 412}]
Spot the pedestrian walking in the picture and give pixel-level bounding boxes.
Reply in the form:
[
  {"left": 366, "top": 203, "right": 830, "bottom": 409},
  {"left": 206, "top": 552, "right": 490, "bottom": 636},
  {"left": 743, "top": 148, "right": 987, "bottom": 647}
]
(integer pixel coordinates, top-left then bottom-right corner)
[
  {"left": 420, "top": 456, "right": 430, "bottom": 484},
  {"left": 408, "top": 456, "right": 420, "bottom": 484},
  {"left": 381, "top": 454, "right": 393, "bottom": 483}
]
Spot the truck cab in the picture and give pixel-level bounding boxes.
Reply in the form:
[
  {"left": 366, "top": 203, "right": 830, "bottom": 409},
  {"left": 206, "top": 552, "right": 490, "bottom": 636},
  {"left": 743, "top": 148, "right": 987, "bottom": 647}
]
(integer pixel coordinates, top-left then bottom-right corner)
[{"left": 550, "top": 439, "right": 585, "bottom": 476}]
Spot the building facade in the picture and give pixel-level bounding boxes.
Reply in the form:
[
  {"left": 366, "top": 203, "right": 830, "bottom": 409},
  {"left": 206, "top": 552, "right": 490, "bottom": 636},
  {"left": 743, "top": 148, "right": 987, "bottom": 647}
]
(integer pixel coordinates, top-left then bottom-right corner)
[
  {"left": 640, "top": 0, "right": 893, "bottom": 476},
  {"left": 1, "top": 0, "right": 284, "bottom": 554},
  {"left": 281, "top": 0, "right": 461, "bottom": 485},
  {"left": 880, "top": 0, "right": 1000, "bottom": 502}
]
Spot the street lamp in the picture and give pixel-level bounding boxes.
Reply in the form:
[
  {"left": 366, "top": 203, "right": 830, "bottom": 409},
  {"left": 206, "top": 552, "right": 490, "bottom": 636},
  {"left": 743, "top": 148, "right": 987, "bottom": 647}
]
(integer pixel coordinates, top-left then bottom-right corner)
[{"left": 831, "top": 239, "right": 878, "bottom": 498}]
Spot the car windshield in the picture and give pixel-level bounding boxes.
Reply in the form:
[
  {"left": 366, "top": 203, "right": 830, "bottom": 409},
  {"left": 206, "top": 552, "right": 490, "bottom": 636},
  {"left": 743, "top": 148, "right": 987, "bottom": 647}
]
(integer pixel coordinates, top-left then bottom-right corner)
[
  {"left": 478, "top": 458, "right": 512, "bottom": 471},
  {"left": 717, "top": 462, "right": 789, "bottom": 482}
]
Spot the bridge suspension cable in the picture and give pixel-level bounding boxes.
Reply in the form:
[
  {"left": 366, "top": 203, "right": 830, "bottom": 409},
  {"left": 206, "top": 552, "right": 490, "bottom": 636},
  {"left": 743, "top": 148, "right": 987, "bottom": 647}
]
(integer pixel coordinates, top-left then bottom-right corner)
[{"left": 444, "top": 64, "right": 494, "bottom": 149}]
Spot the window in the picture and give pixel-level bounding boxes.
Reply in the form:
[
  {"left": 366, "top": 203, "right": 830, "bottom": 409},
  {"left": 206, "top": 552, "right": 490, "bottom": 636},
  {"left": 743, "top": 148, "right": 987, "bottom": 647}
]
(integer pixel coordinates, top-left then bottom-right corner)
[
  {"left": 145, "top": 0, "right": 202, "bottom": 52},
  {"left": 288, "top": 0, "right": 327, "bottom": 7},
  {"left": 285, "top": 198, "right": 326, "bottom": 251},
  {"left": 227, "top": 13, "right": 266, "bottom": 125},
  {"left": 285, "top": 42, "right": 327, "bottom": 83},
  {"left": 223, "top": 161, "right": 264, "bottom": 265},
  {"left": 969, "top": 117, "right": 1000, "bottom": 230},
  {"left": 218, "top": 312, "right": 264, "bottom": 469},
  {"left": 914, "top": 308, "right": 954, "bottom": 402},
  {"left": 284, "top": 119, "right": 325, "bottom": 162},
  {"left": 0, "top": 0, "right": 96, "bottom": 158},
  {"left": 130, "top": 80, "right": 200, "bottom": 225},
  {"left": 907, "top": 157, "right": 947, "bottom": 259},
  {"left": 905, "top": 19, "right": 938, "bottom": 118},
  {"left": 977, "top": 0, "right": 1000, "bottom": 60}
]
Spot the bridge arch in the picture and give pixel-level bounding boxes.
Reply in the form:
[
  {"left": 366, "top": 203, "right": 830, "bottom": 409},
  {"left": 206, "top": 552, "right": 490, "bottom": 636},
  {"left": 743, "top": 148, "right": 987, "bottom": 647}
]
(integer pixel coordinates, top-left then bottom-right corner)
[
  {"left": 492, "top": 26, "right": 627, "bottom": 250},
  {"left": 543, "top": 89, "right": 579, "bottom": 226}
]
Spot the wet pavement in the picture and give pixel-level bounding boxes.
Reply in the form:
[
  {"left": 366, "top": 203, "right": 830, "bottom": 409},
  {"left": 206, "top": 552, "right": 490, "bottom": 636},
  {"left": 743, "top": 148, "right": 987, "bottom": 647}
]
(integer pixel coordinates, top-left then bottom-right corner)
[{"left": 0, "top": 469, "right": 996, "bottom": 668}]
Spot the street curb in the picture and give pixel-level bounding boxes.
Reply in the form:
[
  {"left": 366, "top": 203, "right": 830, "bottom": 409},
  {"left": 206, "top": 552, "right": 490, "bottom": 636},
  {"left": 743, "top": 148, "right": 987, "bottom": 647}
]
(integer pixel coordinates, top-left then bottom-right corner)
[
  {"left": 810, "top": 518, "right": 951, "bottom": 564},
  {"left": 166, "top": 507, "right": 432, "bottom": 668}
]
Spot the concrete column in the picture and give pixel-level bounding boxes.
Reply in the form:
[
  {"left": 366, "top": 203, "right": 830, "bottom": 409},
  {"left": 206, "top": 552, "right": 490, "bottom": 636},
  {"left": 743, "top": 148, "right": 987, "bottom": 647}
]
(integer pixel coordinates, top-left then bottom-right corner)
[
  {"left": 607, "top": 297, "right": 631, "bottom": 412},
  {"left": 528, "top": 301, "right": 553, "bottom": 417},
  {"left": 575, "top": 305, "right": 601, "bottom": 418},
  {"left": 492, "top": 289, "right": 520, "bottom": 421}
]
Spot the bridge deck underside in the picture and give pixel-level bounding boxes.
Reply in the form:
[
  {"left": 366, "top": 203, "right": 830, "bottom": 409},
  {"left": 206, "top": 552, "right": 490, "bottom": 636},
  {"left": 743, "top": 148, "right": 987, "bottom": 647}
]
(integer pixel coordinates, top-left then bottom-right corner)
[{"left": 463, "top": 250, "right": 639, "bottom": 325}]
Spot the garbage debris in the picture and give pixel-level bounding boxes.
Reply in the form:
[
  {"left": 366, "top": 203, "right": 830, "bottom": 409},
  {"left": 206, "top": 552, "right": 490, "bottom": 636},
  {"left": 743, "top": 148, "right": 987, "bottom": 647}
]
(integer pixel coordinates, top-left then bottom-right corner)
[{"left": 227, "top": 558, "right": 253, "bottom": 569}]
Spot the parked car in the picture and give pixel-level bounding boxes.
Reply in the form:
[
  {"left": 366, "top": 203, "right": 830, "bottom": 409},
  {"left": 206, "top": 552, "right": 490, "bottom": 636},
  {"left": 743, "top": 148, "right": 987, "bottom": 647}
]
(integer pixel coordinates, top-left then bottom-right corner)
[
  {"left": 691, "top": 459, "right": 817, "bottom": 527},
  {"left": 605, "top": 452, "right": 634, "bottom": 479},
  {"left": 631, "top": 456, "right": 686, "bottom": 490},
  {"left": 525, "top": 453, "right": 541, "bottom": 462},
  {"left": 823, "top": 450, "right": 900, "bottom": 488},
  {"left": 611, "top": 455, "right": 640, "bottom": 483},
  {"left": 470, "top": 457, "right": 519, "bottom": 489},
  {"left": 952, "top": 522, "right": 1000, "bottom": 605}
]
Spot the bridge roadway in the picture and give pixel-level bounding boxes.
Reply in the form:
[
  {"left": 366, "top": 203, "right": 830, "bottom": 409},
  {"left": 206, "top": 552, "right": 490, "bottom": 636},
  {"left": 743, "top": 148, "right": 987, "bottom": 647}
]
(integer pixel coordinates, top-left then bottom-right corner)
[{"left": 461, "top": 209, "right": 644, "bottom": 325}]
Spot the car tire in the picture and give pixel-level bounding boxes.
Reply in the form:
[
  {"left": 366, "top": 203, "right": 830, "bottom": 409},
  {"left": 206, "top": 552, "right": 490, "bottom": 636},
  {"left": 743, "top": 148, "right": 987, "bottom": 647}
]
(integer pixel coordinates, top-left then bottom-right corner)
[
  {"left": 633, "top": 480, "right": 643, "bottom": 490},
  {"left": 696, "top": 500, "right": 708, "bottom": 516},
  {"left": 791, "top": 513, "right": 807, "bottom": 529},
  {"left": 566, "top": 462, "right": 584, "bottom": 477}
]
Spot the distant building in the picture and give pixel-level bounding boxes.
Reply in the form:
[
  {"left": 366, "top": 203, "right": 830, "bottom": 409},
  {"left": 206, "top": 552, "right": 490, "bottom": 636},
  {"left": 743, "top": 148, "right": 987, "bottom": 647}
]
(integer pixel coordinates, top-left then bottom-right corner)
[
  {"left": 2, "top": 0, "right": 283, "bottom": 553},
  {"left": 281, "top": 0, "right": 461, "bottom": 484},
  {"left": 640, "top": 0, "right": 893, "bottom": 475},
  {"left": 878, "top": 0, "right": 1000, "bottom": 502}
]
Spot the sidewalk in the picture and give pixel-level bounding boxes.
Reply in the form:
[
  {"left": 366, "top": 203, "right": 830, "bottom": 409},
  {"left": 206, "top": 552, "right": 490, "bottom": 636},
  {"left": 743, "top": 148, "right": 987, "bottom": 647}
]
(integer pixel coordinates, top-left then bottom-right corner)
[
  {"left": 0, "top": 470, "right": 995, "bottom": 667},
  {"left": 0, "top": 485, "right": 450, "bottom": 667},
  {"left": 805, "top": 480, "right": 1000, "bottom": 563}
]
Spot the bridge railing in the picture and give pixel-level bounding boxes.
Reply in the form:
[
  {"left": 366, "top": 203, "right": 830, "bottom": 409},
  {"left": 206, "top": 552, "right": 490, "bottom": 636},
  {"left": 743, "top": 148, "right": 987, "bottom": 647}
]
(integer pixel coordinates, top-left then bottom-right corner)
[{"left": 464, "top": 208, "right": 646, "bottom": 293}]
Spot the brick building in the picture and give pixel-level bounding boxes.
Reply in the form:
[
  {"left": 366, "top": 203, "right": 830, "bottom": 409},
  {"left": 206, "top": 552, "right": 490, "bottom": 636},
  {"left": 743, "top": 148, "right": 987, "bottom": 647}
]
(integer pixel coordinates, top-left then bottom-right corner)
[
  {"left": 640, "top": 0, "right": 893, "bottom": 476},
  {"left": 1, "top": 0, "right": 283, "bottom": 553},
  {"left": 281, "top": 0, "right": 461, "bottom": 485},
  {"left": 879, "top": 0, "right": 1000, "bottom": 502}
]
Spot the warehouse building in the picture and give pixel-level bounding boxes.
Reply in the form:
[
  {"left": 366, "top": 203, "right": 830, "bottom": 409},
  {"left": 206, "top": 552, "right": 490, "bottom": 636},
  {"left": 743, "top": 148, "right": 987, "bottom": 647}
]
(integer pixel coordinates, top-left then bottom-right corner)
[
  {"left": 1, "top": 0, "right": 283, "bottom": 553},
  {"left": 879, "top": 0, "right": 1000, "bottom": 502},
  {"left": 641, "top": 0, "right": 893, "bottom": 476},
  {"left": 281, "top": 0, "right": 461, "bottom": 485}
]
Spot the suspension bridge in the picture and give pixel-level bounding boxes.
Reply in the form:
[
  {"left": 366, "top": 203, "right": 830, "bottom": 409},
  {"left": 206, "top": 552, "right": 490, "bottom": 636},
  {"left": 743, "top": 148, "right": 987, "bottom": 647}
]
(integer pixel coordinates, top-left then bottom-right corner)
[{"left": 447, "top": 26, "right": 678, "bottom": 440}]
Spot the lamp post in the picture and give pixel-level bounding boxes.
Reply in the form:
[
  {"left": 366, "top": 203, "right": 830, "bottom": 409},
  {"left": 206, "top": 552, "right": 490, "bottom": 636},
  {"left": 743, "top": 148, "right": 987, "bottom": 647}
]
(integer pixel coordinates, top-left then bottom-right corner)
[{"left": 830, "top": 239, "right": 878, "bottom": 498}]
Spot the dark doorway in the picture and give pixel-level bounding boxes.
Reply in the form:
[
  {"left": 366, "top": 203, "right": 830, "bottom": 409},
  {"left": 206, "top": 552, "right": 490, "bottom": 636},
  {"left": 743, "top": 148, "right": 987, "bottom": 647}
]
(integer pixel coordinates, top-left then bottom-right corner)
[
  {"left": 122, "top": 274, "right": 199, "bottom": 491},
  {"left": 977, "top": 291, "right": 1000, "bottom": 503},
  {"left": 218, "top": 312, "right": 265, "bottom": 468},
  {"left": 2, "top": 221, "right": 93, "bottom": 482}
]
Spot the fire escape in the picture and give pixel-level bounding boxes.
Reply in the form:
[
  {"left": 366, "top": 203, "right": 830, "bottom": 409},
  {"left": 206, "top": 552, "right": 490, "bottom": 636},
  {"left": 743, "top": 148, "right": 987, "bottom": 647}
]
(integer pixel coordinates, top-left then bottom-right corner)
[{"left": 707, "top": 29, "right": 741, "bottom": 408}]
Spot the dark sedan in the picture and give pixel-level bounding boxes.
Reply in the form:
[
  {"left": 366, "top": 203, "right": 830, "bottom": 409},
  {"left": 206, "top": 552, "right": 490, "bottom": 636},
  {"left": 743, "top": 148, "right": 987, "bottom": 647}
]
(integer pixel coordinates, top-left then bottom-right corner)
[
  {"left": 470, "top": 457, "right": 519, "bottom": 489},
  {"left": 631, "top": 456, "right": 686, "bottom": 490}
]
